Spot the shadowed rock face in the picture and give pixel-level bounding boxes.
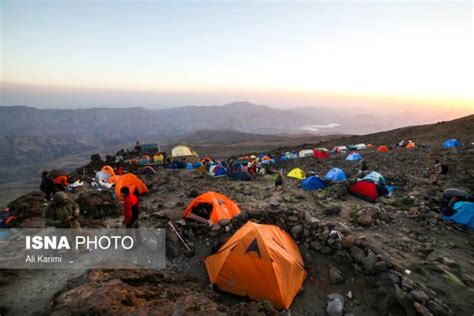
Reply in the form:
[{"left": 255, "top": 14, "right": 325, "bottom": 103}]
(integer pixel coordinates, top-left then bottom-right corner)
[{"left": 75, "top": 191, "right": 119, "bottom": 219}]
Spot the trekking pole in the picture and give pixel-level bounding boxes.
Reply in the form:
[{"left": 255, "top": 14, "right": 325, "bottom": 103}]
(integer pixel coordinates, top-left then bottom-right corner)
[{"left": 168, "top": 221, "right": 191, "bottom": 251}]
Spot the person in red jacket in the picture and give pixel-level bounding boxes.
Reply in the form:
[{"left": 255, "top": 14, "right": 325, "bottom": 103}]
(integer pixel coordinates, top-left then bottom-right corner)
[
  {"left": 121, "top": 186, "right": 140, "bottom": 228},
  {"left": 115, "top": 165, "right": 124, "bottom": 176}
]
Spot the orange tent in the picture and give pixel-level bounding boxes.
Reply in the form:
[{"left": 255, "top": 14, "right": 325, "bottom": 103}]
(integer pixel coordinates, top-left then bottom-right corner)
[
  {"left": 262, "top": 156, "right": 271, "bottom": 161},
  {"left": 109, "top": 174, "right": 148, "bottom": 201},
  {"left": 377, "top": 145, "right": 390, "bottom": 153},
  {"left": 101, "top": 165, "right": 115, "bottom": 177},
  {"left": 184, "top": 192, "right": 241, "bottom": 224},
  {"left": 205, "top": 221, "right": 307, "bottom": 309},
  {"left": 367, "top": 144, "right": 374, "bottom": 148},
  {"left": 405, "top": 142, "right": 416, "bottom": 149}
]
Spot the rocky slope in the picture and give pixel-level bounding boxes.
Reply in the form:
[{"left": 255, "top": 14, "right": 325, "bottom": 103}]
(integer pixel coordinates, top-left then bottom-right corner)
[{"left": 0, "top": 115, "right": 473, "bottom": 315}]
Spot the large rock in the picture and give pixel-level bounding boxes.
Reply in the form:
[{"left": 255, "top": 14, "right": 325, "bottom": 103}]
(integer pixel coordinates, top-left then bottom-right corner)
[
  {"left": 47, "top": 270, "right": 277, "bottom": 315},
  {"left": 327, "top": 293, "right": 345, "bottom": 316},
  {"left": 7, "top": 193, "right": 44, "bottom": 226},
  {"left": 75, "top": 191, "right": 119, "bottom": 219},
  {"left": 291, "top": 224, "right": 304, "bottom": 239},
  {"left": 357, "top": 214, "right": 373, "bottom": 226}
]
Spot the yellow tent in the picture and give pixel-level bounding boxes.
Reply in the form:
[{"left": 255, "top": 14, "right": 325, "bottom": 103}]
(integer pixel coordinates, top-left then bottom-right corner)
[{"left": 287, "top": 168, "right": 305, "bottom": 180}]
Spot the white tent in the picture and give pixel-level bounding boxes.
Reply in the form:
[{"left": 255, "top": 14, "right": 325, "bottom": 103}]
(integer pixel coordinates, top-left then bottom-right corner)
[
  {"left": 355, "top": 143, "right": 368, "bottom": 150},
  {"left": 298, "top": 149, "right": 314, "bottom": 158},
  {"left": 333, "top": 146, "right": 349, "bottom": 153}
]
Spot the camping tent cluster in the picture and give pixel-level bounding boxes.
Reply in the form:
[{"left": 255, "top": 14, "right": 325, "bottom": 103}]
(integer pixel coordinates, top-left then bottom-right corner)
[{"left": 183, "top": 192, "right": 306, "bottom": 309}]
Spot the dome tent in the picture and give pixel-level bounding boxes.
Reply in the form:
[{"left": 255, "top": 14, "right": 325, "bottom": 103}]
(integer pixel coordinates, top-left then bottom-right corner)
[
  {"left": 184, "top": 191, "right": 241, "bottom": 224},
  {"left": 205, "top": 221, "right": 306, "bottom": 309},
  {"left": 287, "top": 168, "right": 306, "bottom": 180},
  {"left": 171, "top": 145, "right": 200, "bottom": 163},
  {"left": 346, "top": 152, "right": 362, "bottom": 161},
  {"left": 442, "top": 138, "right": 461, "bottom": 148},
  {"left": 348, "top": 179, "right": 389, "bottom": 203},
  {"left": 362, "top": 171, "right": 385, "bottom": 185},
  {"left": 325, "top": 168, "right": 346, "bottom": 182},
  {"left": 300, "top": 176, "right": 326, "bottom": 191},
  {"left": 209, "top": 165, "right": 228, "bottom": 177},
  {"left": 314, "top": 149, "right": 329, "bottom": 159},
  {"left": 298, "top": 149, "right": 314, "bottom": 158}
]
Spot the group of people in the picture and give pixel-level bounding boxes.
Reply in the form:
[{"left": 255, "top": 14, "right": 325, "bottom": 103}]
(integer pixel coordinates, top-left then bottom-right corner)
[
  {"left": 40, "top": 171, "right": 141, "bottom": 231},
  {"left": 40, "top": 171, "right": 71, "bottom": 203}
]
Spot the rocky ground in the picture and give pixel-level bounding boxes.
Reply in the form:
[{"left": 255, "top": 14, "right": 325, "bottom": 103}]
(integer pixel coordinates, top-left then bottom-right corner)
[{"left": 0, "top": 130, "right": 473, "bottom": 315}]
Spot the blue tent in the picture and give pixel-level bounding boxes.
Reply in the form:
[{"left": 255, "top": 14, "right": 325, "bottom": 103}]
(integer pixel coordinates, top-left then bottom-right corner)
[
  {"left": 186, "top": 163, "right": 194, "bottom": 170},
  {"left": 442, "top": 138, "right": 462, "bottom": 148},
  {"left": 325, "top": 168, "right": 347, "bottom": 182},
  {"left": 280, "top": 155, "right": 289, "bottom": 161},
  {"left": 193, "top": 162, "right": 203, "bottom": 168},
  {"left": 167, "top": 163, "right": 179, "bottom": 170},
  {"left": 300, "top": 176, "right": 326, "bottom": 191},
  {"left": 228, "top": 164, "right": 251, "bottom": 181},
  {"left": 209, "top": 165, "right": 227, "bottom": 177},
  {"left": 261, "top": 159, "right": 275, "bottom": 165},
  {"left": 443, "top": 202, "right": 474, "bottom": 230},
  {"left": 346, "top": 152, "right": 362, "bottom": 161}
]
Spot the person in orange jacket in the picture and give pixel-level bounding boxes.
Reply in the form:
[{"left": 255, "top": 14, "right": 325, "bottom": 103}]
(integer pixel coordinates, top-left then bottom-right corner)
[{"left": 53, "top": 175, "right": 69, "bottom": 191}]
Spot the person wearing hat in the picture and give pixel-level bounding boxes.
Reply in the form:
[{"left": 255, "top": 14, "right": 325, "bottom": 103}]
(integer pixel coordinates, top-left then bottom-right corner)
[{"left": 44, "top": 192, "right": 81, "bottom": 228}]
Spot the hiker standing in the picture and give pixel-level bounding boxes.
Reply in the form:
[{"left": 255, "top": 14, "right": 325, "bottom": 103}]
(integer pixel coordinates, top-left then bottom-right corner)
[
  {"left": 40, "top": 171, "right": 56, "bottom": 203},
  {"left": 121, "top": 187, "right": 140, "bottom": 228},
  {"left": 116, "top": 165, "right": 124, "bottom": 175},
  {"left": 44, "top": 192, "right": 81, "bottom": 229},
  {"left": 429, "top": 160, "right": 443, "bottom": 184},
  {"left": 358, "top": 160, "right": 369, "bottom": 177},
  {"left": 121, "top": 186, "right": 142, "bottom": 246},
  {"left": 134, "top": 141, "right": 142, "bottom": 154},
  {"left": 274, "top": 169, "right": 284, "bottom": 191}
]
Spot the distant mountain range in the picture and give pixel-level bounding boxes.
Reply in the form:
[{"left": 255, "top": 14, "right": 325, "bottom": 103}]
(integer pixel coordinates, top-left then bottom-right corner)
[
  {"left": 0, "top": 101, "right": 455, "bottom": 139},
  {"left": 0, "top": 101, "right": 468, "bottom": 184}
]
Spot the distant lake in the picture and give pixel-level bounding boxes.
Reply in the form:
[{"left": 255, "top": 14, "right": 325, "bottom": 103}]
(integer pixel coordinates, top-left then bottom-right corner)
[{"left": 300, "top": 123, "right": 340, "bottom": 132}]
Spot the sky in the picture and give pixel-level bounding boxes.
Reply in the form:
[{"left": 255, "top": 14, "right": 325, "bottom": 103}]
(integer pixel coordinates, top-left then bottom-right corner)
[{"left": 0, "top": 0, "right": 473, "bottom": 115}]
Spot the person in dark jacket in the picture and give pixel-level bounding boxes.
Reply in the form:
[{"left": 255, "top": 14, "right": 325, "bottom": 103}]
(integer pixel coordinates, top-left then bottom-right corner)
[{"left": 40, "top": 171, "right": 56, "bottom": 203}]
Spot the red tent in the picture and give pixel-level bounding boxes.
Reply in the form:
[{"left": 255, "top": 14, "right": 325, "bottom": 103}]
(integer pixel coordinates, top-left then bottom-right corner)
[
  {"left": 348, "top": 180, "right": 379, "bottom": 203},
  {"left": 314, "top": 149, "right": 329, "bottom": 159}
]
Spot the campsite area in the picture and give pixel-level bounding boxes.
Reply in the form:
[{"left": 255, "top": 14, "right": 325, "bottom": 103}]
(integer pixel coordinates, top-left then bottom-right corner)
[{"left": 0, "top": 115, "right": 473, "bottom": 315}]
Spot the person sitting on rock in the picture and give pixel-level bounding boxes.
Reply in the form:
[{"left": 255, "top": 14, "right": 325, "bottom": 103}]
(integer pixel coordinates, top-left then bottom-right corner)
[
  {"left": 40, "top": 171, "right": 56, "bottom": 203},
  {"left": 53, "top": 175, "right": 69, "bottom": 191},
  {"left": 44, "top": 192, "right": 81, "bottom": 229}
]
